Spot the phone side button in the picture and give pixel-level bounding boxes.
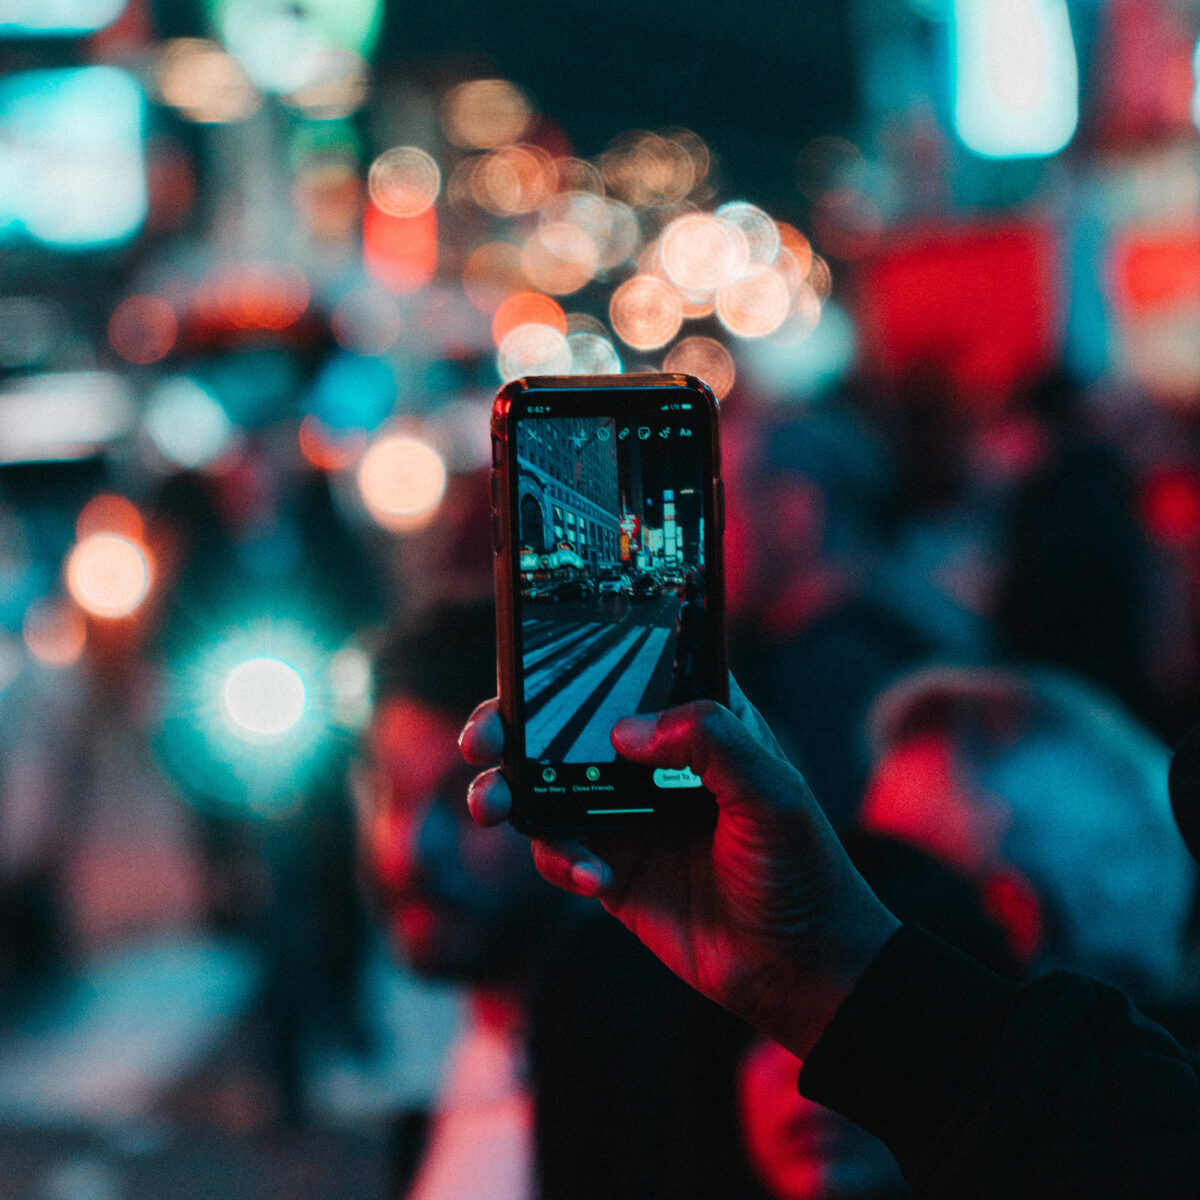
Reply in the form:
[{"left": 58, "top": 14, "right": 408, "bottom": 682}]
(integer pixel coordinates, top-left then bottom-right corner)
[
  {"left": 715, "top": 479, "right": 725, "bottom": 532},
  {"left": 492, "top": 510, "right": 505, "bottom": 551}
]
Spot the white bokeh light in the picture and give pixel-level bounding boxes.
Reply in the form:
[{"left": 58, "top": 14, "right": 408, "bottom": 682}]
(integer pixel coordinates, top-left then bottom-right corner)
[{"left": 222, "top": 656, "right": 307, "bottom": 739}]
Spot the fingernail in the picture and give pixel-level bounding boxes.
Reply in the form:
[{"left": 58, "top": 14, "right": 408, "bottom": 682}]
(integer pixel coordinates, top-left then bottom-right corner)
[
  {"left": 571, "top": 860, "right": 608, "bottom": 896},
  {"left": 612, "top": 713, "right": 658, "bottom": 753}
]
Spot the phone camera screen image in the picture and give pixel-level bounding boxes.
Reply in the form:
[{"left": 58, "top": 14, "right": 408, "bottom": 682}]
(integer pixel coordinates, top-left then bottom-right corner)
[{"left": 495, "top": 377, "right": 726, "bottom": 831}]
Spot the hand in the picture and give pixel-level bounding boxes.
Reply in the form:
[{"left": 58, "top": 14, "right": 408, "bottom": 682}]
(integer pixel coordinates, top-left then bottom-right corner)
[{"left": 460, "top": 678, "right": 900, "bottom": 1057}]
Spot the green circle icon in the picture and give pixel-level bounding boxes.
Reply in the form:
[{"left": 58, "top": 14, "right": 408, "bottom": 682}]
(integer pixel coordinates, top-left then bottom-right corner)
[{"left": 586, "top": 766, "right": 600, "bottom": 781}]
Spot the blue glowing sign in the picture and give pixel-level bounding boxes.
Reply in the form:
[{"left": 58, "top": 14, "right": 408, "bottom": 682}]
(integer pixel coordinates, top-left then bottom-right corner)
[
  {"left": 0, "top": 67, "right": 147, "bottom": 248},
  {"left": 952, "top": 0, "right": 1079, "bottom": 159},
  {"left": 0, "top": 0, "right": 127, "bottom": 36}
]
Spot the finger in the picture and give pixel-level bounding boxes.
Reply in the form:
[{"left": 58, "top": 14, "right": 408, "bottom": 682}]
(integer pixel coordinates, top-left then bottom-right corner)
[
  {"left": 530, "top": 838, "right": 614, "bottom": 898},
  {"left": 728, "top": 674, "right": 788, "bottom": 760},
  {"left": 466, "top": 766, "right": 512, "bottom": 827},
  {"left": 612, "top": 700, "right": 806, "bottom": 817},
  {"left": 459, "top": 698, "right": 504, "bottom": 766}
]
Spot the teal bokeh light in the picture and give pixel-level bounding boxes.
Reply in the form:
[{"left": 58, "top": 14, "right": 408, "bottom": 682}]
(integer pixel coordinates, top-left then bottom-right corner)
[{"left": 156, "top": 619, "right": 348, "bottom": 816}]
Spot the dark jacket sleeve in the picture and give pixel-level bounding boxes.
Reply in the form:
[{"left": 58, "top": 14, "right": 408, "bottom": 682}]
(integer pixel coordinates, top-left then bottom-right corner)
[{"left": 798, "top": 924, "right": 1200, "bottom": 1200}]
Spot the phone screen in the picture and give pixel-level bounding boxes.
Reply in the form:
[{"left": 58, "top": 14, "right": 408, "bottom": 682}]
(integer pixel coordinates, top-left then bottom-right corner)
[{"left": 503, "top": 382, "right": 724, "bottom": 825}]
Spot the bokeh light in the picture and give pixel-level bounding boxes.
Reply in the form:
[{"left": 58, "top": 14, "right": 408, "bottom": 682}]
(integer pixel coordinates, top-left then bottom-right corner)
[
  {"left": 193, "top": 262, "right": 311, "bottom": 331},
  {"left": 498, "top": 324, "right": 572, "bottom": 381},
  {"left": 441, "top": 78, "right": 533, "bottom": 149},
  {"left": 952, "top": 0, "right": 1079, "bottom": 158},
  {"left": 600, "top": 131, "right": 695, "bottom": 208},
  {"left": 715, "top": 202, "right": 780, "bottom": 267},
  {"left": 368, "top": 147, "right": 441, "bottom": 218},
  {"left": 108, "top": 294, "right": 178, "bottom": 365},
  {"left": 330, "top": 644, "right": 372, "bottom": 729},
  {"left": 521, "top": 222, "right": 599, "bottom": 295},
  {"left": 663, "top": 337, "right": 736, "bottom": 399},
  {"left": 463, "top": 242, "right": 527, "bottom": 314},
  {"left": 297, "top": 416, "right": 366, "bottom": 471},
  {"left": 144, "top": 376, "right": 237, "bottom": 469},
  {"left": 492, "top": 291, "right": 566, "bottom": 345},
  {"left": 222, "top": 656, "right": 307, "bottom": 740},
  {"left": 539, "top": 191, "right": 640, "bottom": 273},
  {"left": 609, "top": 275, "right": 684, "bottom": 351},
  {"left": 716, "top": 267, "right": 791, "bottom": 338},
  {"left": 156, "top": 38, "right": 261, "bottom": 123},
  {"left": 65, "top": 533, "right": 152, "bottom": 619},
  {"left": 76, "top": 493, "right": 144, "bottom": 542},
  {"left": 470, "top": 145, "right": 555, "bottom": 216},
  {"left": 283, "top": 47, "right": 368, "bottom": 119},
  {"left": 357, "top": 434, "right": 448, "bottom": 531},
  {"left": 24, "top": 597, "right": 86, "bottom": 668},
  {"left": 567, "top": 331, "right": 622, "bottom": 375},
  {"left": 659, "top": 213, "right": 748, "bottom": 293}
]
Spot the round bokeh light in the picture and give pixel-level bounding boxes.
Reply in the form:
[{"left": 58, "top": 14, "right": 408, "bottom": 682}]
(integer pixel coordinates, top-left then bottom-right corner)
[
  {"left": 222, "top": 656, "right": 307, "bottom": 739},
  {"left": 65, "top": 533, "right": 152, "bottom": 619}
]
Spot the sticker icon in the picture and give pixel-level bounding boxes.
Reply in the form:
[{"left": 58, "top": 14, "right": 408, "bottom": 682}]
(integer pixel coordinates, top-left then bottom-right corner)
[{"left": 638, "top": 427, "right": 651, "bottom": 440}]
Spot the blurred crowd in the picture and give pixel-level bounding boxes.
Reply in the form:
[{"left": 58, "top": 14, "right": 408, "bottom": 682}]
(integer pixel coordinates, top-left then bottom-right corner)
[
  {"left": 3, "top": 1, "right": 1200, "bottom": 1196},
  {"left": 3, "top": 336, "right": 1200, "bottom": 1198}
]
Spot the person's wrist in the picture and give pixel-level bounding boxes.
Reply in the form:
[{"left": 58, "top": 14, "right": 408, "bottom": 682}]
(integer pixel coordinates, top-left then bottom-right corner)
[{"left": 755, "top": 900, "right": 902, "bottom": 1060}]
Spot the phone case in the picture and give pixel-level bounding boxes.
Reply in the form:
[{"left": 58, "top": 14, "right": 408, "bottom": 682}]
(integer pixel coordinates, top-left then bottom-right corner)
[{"left": 491, "top": 373, "right": 727, "bottom": 835}]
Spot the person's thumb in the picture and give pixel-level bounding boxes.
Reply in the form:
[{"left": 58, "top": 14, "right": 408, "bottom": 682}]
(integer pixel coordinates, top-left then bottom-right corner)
[{"left": 612, "top": 701, "right": 809, "bottom": 820}]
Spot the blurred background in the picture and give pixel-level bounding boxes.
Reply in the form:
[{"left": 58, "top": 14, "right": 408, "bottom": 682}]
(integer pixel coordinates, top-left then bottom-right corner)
[{"left": 3, "top": 0, "right": 1200, "bottom": 1195}]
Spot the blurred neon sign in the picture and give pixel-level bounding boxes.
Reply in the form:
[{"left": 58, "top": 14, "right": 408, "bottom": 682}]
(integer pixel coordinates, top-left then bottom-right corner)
[
  {"left": 0, "top": 67, "right": 147, "bottom": 247},
  {"left": 952, "top": 0, "right": 1079, "bottom": 158},
  {"left": 0, "top": 0, "right": 126, "bottom": 36}
]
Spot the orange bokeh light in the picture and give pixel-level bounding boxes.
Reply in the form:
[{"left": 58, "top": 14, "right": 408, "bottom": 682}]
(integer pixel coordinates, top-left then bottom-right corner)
[
  {"left": 609, "top": 275, "right": 684, "bottom": 351},
  {"left": 298, "top": 415, "right": 366, "bottom": 472},
  {"left": 470, "top": 145, "right": 555, "bottom": 216},
  {"left": 492, "top": 291, "right": 567, "bottom": 346},
  {"left": 194, "top": 263, "right": 310, "bottom": 331},
  {"left": 716, "top": 268, "right": 791, "bottom": 339},
  {"left": 66, "top": 533, "right": 153, "bottom": 619},
  {"left": 441, "top": 78, "right": 532, "bottom": 149},
  {"left": 357, "top": 435, "right": 448, "bottom": 532},
  {"left": 663, "top": 337, "right": 736, "bottom": 400},
  {"left": 520, "top": 223, "right": 599, "bottom": 295},
  {"left": 108, "top": 295, "right": 178, "bottom": 365},
  {"left": 463, "top": 242, "right": 528, "bottom": 314},
  {"left": 777, "top": 222, "right": 814, "bottom": 278},
  {"left": 659, "top": 213, "right": 748, "bottom": 293},
  {"left": 76, "top": 493, "right": 144, "bottom": 542}
]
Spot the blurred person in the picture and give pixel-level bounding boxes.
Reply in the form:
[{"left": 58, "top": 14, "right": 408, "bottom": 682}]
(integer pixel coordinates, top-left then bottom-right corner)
[
  {"left": 725, "top": 403, "right": 985, "bottom": 827},
  {"left": 859, "top": 664, "right": 1197, "bottom": 1011},
  {"left": 736, "top": 832, "right": 1021, "bottom": 1200},
  {"left": 358, "top": 599, "right": 767, "bottom": 1200},
  {"left": 147, "top": 446, "right": 383, "bottom": 1127},
  {"left": 993, "top": 369, "right": 1157, "bottom": 729},
  {"left": 462, "top": 686, "right": 1200, "bottom": 1198}
]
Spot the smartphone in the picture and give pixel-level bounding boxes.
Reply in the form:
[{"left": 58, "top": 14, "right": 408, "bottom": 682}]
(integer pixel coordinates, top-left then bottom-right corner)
[{"left": 491, "top": 373, "right": 728, "bottom": 836}]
